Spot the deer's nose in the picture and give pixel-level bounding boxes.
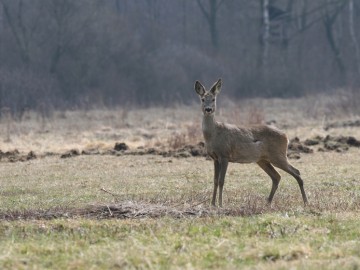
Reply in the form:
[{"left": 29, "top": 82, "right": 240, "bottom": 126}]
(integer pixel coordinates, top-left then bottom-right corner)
[{"left": 205, "top": 108, "right": 213, "bottom": 113}]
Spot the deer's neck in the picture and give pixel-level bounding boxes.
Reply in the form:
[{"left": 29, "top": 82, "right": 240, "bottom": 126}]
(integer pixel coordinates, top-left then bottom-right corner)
[{"left": 202, "top": 114, "right": 216, "bottom": 141}]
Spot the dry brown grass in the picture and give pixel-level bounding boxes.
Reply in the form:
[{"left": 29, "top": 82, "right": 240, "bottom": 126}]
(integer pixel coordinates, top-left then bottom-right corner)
[
  {"left": 0, "top": 96, "right": 359, "bottom": 216},
  {"left": 0, "top": 95, "right": 359, "bottom": 155},
  {"left": 0, "top": 95, "right": 359, "bottom": 269},
  {"left": 1, "top": 148, "right": 360, "bottom": 219}
]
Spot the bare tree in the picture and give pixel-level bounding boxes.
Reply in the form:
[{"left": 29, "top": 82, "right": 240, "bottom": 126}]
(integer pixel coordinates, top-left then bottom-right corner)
[
  {"left": 196, "top": 0, "right": 224, "bottom": 51},
  {"left": 0, "top": 0, "right": 360, "bottom": 108},
  {"left": 323, "top": 0, "right": 347, "bottom": 85},
  {"left": 45, "top": 0, "right": 98, "bottom": 74},
  {"left": 348, "top": 0, "right": 360, "bottom": 76},
  {"left": 0, "top": 0, "right": 42, "bottom": 65},
  {"left": 259, "top": 0, "right": 270, "bottom": 73}
]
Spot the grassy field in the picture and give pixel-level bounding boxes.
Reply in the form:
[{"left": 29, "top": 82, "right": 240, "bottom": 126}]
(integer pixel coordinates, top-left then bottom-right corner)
[{"left": 1, "top": 97, "right": 360, "bottom": 269}]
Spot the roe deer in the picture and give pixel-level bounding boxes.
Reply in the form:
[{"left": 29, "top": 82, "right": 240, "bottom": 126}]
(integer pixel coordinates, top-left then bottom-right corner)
[{"left": 194, "top": 79, "right": 308, "bottom": 207}]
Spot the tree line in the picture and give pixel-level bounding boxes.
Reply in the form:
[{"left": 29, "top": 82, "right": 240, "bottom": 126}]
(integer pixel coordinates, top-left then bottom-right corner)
[{"left": 0, "top": 0, "right": 359, "bottom": 117}]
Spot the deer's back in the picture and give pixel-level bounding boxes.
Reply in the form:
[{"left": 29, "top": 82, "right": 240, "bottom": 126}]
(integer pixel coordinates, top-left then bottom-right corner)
[{"left": 205, "top": 123, "right": 288, "bottom": 163}]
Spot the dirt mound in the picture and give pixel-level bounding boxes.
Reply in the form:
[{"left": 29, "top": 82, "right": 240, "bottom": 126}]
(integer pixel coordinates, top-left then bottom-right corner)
[
  {"left": 287, "top": 137, "right": 313, "bottom": 159},
  {"left": 296, "top": 135, "right": 360, "bottom": 153},
  {"left": 0, "top": 150, "right": 37, "bottom": 162},
  {"left": 287, "top": 135, "right": 360, "bottom": 158},
  {"left": 166, "top": 142, "right": 207, "bottom": 158},
  {"left": 318, "top": 135, "right": 360, "bottom": 152},
  {"left": 324, "top": 119, "right": 360, "bottom": 130},
  {"left": 60, "top": 149, "right": 80, "bottom": 158},
  {"left": 57, "top": 142, "right": 207, "bottom": 160},
  {"left": 2, "top": 134, "right": 359, "bottom": 163},
  {"left": 112, "top": 142, "right": 207, "bottom": 158},
  {"left": 114, "top": 142, "right": 129, "bottom": 151}
]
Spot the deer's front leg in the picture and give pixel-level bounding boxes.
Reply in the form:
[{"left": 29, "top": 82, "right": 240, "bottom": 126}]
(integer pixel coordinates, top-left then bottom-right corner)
[
  {"left": 212, "top": 159, "right": 220, "bottom": 206},
  {"left": 218, "top": 158, "right": 228, "bottom": 207}
]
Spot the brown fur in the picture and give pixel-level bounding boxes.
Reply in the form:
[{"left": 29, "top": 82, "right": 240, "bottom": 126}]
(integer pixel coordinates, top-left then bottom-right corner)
[{"left": 195, "top": 79, "right": 308, "bottom": 207}]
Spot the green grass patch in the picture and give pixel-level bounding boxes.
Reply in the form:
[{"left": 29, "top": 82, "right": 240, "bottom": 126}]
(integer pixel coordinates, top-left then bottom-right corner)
[
  {"left": 1, "top": 152, "right": 360, "bottom": 269},
  {"left": 1, "top": 214, "right": 360, "bottom": 269}
]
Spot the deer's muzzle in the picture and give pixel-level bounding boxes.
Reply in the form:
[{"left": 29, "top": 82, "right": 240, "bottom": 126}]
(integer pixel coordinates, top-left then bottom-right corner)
[{"left": 204, "top": 108, "right": 213, "bottom": 114}]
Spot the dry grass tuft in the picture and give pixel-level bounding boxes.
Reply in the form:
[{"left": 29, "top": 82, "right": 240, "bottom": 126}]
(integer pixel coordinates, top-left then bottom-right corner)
[
  {"left": 166, "top": 122, "right": 202, "bottom": 150},
  {"left": 1, "top": 107, "right": 13, "bottom": 142},
  {"left": 0, "top": 201, "right": 275, "bottom": 221},
  {"left": 167, "top": 132, "right": 187, "bottom": 150},
  {"left": 185, "top": 122, "right": 202, "bottom": 144},
  {"left": 2, "top": 186, "right": 360, "bottom": 221}
]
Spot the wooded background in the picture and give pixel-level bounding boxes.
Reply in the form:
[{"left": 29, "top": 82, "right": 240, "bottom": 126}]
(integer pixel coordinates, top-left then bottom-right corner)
[{"left": 0, "top": 0, "right": 359, "bottom": 116}]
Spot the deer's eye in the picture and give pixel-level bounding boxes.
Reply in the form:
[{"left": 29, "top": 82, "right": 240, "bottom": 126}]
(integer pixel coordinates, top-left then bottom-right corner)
[
  {"left": 212, "top": 99, "right": 215, "bottom": 102},
  {"left": 201, "top": 98, "right": 205, "bottom": 102}
]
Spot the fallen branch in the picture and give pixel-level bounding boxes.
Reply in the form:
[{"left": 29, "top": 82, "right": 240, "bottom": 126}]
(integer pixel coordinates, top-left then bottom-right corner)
[{"left": 100, "top": 187, "right": 121, "bottom": 198}]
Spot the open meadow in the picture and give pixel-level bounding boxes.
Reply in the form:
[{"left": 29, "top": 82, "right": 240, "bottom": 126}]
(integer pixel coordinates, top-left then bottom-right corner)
[{"left": 1, "top": 95, "right": 360, "bottom": 269}]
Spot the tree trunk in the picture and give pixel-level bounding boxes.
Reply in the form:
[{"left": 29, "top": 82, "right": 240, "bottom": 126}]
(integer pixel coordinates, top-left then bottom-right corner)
[
  {"left": 349, "top": 0, "right": 360, "bottom": 76},
  {"left": 209, "top": 0, "right": 218, "bottom": 50},
  {"left": 296, "top": 0, "right": 308, "bottom": 91},
  {"left": 196, "top": 0, "right": 222, "bottom": 51},
  {"left": 258, "top": 0, "right": 270, "bottom": 75},
  {"left": 182, "top": 1, "right": 187, "bottom": 46},
  {"left": 1, "top": 0, "right": 31, "bottom": 65},
  {"left": 323, "top": 0, "right": 347, "bottom": 86}
]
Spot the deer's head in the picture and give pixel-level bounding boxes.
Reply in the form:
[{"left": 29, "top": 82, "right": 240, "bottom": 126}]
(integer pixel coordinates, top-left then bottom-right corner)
[{"left": 194, "top": 79, "right": 222, "bottom": 115}]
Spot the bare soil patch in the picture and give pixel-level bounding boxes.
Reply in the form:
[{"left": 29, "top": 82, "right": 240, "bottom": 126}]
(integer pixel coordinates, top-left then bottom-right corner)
[
  {"left": 304, "top": 135, "right": 360, "bottom": 152},
  {"left": 2, "top": 134, "right": 360, "bottom": 163},
  {"left": 0, "top": 149, "right": 36, "bottom": 162},
  {"left": 60, "top": 141, "right": 207, "bottom": 159},
  {"left": 324, "top": 119, "right": 360, "bottom": 130},
  {"left": 287, "top": 135, "right": 360, "bottom": 158}
]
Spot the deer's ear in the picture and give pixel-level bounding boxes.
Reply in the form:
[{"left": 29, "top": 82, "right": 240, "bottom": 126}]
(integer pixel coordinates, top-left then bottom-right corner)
[
  {"left": 194, "top": 81, "right": 206, "bottom": 96},
  {"left": 210, "top": 78, "right": 222, "bottom": 95}
]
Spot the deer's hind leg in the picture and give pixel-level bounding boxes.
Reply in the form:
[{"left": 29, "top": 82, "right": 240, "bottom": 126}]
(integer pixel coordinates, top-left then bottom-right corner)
[
  {"left": 257, "top": 159, "right": 281, "bottom": 204},
  {"left": 272, "top": 158, "right": 308, "bottom": 205}
]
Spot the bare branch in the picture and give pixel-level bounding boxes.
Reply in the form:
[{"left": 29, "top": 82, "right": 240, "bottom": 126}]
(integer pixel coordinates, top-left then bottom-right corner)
[
  {"left": 287, "top": 0, "right": 348, "bottom": 41},
  {"left": 0, "top": 0, "right": 30, "bottom": 63},
  {"left": 349, "top": 0, "right": 360, "bottom": 75},
  {"left": 196, "top": 0, "right": 210, "bottom": 22}
]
